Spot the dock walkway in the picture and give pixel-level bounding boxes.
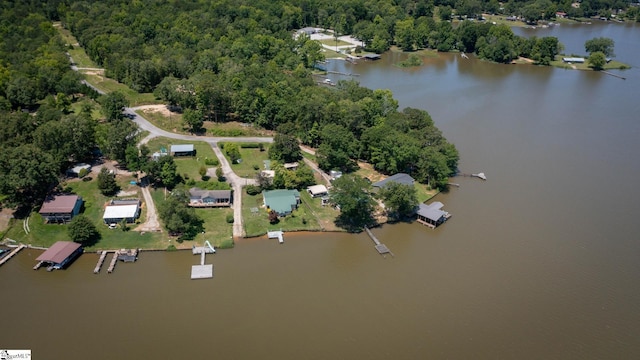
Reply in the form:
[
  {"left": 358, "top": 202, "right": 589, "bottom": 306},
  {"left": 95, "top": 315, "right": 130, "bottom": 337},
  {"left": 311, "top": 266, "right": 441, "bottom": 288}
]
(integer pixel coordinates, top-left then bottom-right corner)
[
  {"left": 364, "top": 227, "right": 394, "bottom": 258},
  {"left": 0, "top": 244, "right": 27, "bottom": 267},
  {"left": 267, "top": 230, "right": 284, "bottom": 244},
  {"left": 107, "top": 251, "right": 119, "bottom": 273},
  {"left": 94, "top": 251, "right": 108, "bottom": 274},
  {"left": 191, "top": 242, "right": 214, "bottom": 279}
]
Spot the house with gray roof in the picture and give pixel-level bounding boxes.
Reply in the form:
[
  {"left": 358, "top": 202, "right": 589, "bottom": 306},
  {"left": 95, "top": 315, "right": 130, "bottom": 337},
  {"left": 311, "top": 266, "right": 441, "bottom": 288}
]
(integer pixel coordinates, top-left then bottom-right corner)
[
  {"left": 263, "top": 189, "right": 300, "bottom": 216},
  {"left": 416, "top": 202, "right": 451, "bottom": 228},
  {"left": 188, "top": 188, "right": 232, "bottom": 207},
  {"left": 372, "top": 173, "right": 415, "bottom": 189}
]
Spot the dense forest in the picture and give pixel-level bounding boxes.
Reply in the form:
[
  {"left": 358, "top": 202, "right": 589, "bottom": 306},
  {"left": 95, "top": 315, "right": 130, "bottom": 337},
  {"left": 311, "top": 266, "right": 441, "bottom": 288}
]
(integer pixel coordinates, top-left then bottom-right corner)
[{"left": 1, "top": 0, "right": 636, "bottom": 209}]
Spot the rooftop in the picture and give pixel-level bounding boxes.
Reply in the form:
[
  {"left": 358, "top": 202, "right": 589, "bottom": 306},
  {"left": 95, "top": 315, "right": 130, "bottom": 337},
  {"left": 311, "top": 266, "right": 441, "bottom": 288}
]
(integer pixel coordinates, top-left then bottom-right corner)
[
  {"left": 39, "top": 195, "right": 81, "bottom": 214},
  {"left": 189, "top": 188, "right": 232, "bottom": 199},
  {"left": 171, "top": 144, "right": 194, "bottom": 153},
  {"left": 417, "top": 202, "right": 448, "bottom": 222},
  {"left": 372, "top": 173, "right": 415, "bottom": 188},
  {"left": 103, "top": 204, "right": 139, "bottom": 220},
  {"left": 36, "top": 241, "right": 81, "bottom": 264},
  {"left": 307, "top": 184, "right": 328, "bottom": 195},
  {"left": 263, "top": 189, "right": 300, "bottom": 214}
]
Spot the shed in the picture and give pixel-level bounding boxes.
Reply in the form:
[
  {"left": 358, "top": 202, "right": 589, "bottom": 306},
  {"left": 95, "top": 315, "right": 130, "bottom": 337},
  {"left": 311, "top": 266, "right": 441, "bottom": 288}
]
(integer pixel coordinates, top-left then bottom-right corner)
[
  {"left": 372, "top": 173, "right": 415, "bottom": 189},
  {"left": 263, "top": 189, "right": 300, "bottom": 216},
  {"left": 284, "top": 162, "right": 299, "bottom": 170},
  {"left": 36, "top": 241, "right": 83, "bottom": 270},
  {"left": 307, "top": 184, "right": 328, "bottom": 198},
  {"left": 416, "top": 202, "right": 451, "bottom": 228},
  {"left": 171, "top": 144, "right": 195, "bottom": 156},
  {"left": 39, "top": 195, "right": 83, "bottom": 223},
  {"left": 103, "top": 202, "right": 140, "bottom": 224},
  {"left": 189, "top": 188, "right": 232, "bottom": 207}
]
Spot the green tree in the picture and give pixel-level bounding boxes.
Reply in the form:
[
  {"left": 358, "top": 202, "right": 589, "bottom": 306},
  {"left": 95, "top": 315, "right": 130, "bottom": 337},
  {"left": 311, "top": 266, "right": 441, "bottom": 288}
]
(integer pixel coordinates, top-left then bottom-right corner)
[
  {"left": 97, "top": 167, "right": 119, "bottom": 196},
  {"left": 98, "top": 119, "right": 139, "bottom": 163},
  {"left": 158, "top": 191, "right": 204, "bottom": 240},
  {"left": 378, "top": 182, "right": 418, "bottom": 219},
  {"left": 99, "top": 91, "right": 129, "bottom": 122},
  {"left": 224, "top": 143, "right": 241, "bottom": 164},
  {"left": 588, "top": 51, "right": 607, "bottom": 70},
  {"left": 68, "top": 215, "right": 100, "bottom": 246},
  {"left": 216, "top": 167, "right": 224, "bottom": 182},
  {"left": 183, "top": 108, "right": 204, "bottom": 133},
  {"left": 0, "top": 145, "right": 59, "bottom": 206},
  {"left": 269, "top": 134, "right": 301, "bottom": 163},
  {"left": 585, "top": 37, "right": 615, "bottom": 57},
  {"left": 395, "top": 18, "right": 415, "bottom": 51},
  {"left": 330, "top": 174, "right": 375, "bottom": 231}
]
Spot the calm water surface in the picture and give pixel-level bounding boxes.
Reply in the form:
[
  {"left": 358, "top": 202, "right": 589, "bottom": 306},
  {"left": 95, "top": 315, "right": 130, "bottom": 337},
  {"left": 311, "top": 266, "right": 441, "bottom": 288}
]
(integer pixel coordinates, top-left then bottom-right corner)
[{"left": 2, "top": 23, "right": 640, "bottom": 359}]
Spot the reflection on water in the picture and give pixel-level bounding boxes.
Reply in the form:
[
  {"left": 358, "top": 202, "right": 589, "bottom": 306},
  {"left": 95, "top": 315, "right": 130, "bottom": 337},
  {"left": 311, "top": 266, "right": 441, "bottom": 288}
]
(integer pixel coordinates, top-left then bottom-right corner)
[{"left": 2, "top": 24, "right": 640, "bottom": 359}]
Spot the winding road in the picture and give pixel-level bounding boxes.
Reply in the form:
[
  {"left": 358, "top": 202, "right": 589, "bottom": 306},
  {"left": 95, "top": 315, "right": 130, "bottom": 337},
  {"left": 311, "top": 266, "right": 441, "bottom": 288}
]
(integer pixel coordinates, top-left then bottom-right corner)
[{"left": 124, "top": 106, "right": 273, "bottom": 238}]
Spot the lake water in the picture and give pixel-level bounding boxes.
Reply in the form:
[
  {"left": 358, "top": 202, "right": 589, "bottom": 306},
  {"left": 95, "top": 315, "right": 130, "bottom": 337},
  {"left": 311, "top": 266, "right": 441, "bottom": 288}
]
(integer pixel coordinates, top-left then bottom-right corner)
[{"left": 2, "top": 22, "right": 640, "bottom": 359}]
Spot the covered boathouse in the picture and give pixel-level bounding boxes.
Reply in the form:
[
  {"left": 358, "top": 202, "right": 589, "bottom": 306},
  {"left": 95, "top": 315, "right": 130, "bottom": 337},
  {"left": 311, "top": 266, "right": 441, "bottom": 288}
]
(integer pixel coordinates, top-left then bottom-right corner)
[
  {"left": 416, "top": 202, "right": 451, "bottom": 229},
  {"left": 35, "top": 241, "right": 83, "bottom": 270}
]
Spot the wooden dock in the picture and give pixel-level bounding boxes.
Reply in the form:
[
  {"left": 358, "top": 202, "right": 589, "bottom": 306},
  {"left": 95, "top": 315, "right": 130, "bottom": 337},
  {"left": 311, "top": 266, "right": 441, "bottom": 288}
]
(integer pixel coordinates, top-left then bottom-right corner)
[
  {"left": 0, "top": 244, "right": 26, "bottom": 267},
  {"left": 33, "top": 261, "right": 44, "bottom": 270},
  {"left": 107, "top": 251, "right": 119, "bottom": 273},
  {"left": 364, "top": 226, "right": 394, "bottom": 258},
  {"left": 191, "top": 242, "right": 214, "bottom": 279},
  {"left": 268, "top": 230, "right": 284, "bottom": 244},
  {"left": 94, "top": 250, "right": 108, "bottom": 274}
]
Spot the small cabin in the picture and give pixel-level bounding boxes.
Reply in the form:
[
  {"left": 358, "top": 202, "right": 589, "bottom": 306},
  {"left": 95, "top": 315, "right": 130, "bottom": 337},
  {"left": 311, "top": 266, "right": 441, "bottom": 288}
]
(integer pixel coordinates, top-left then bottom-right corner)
[
  {"left": 39, "top": 195, "right": 83, "bottom": 223},
  {"left": 307, "top": 184, "right": 328, "bottom": 198}
]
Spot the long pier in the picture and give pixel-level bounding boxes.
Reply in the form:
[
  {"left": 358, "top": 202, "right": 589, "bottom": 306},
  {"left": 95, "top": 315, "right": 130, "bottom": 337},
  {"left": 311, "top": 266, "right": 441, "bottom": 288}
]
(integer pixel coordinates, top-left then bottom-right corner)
[
  {"left": 94, "top": 251, "right": 108, "bottom": 274},
  {"left": 364, "top": 226, "right": 394, "bottom": 258},
  {"left": 107, "top": 251, "right": 119, "bottom": 273},
  {"left": 0, "top": 244, "right": 27, "bottom": 267}
]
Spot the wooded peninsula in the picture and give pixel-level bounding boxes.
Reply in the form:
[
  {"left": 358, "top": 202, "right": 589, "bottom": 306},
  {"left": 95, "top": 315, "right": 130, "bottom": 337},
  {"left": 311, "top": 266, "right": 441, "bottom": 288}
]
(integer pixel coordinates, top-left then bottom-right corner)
[{"left": 0, "top": 0, "right": 635, "bottom": 248}]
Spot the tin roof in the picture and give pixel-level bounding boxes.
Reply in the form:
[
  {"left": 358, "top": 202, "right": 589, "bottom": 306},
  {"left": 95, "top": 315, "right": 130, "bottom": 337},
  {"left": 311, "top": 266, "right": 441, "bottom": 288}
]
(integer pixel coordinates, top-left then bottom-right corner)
[
  {"left": 171, "top": 144, "right": 194, "bottom": 153},
  {"left": 36, "top": 241, "right": 81, "bottom": 264},
  {"left": 417, "top": 202, "right": 447, "bottom": 222},
  {"left": 373, "top": 173, "right": 415, "bottom": 188},
  {"left": 39, "top": 195, "right": 81, "bottom": 214}
]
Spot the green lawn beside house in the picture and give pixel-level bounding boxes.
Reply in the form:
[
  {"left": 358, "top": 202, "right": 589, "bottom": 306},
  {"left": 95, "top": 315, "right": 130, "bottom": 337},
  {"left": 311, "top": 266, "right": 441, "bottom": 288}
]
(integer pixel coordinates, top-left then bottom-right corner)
[
  {"left": 4, "top": 175, "right": 167, "bottom": 251},
  {"left": 242, "top": 191, "right": 323, "bottom": 237},
  {"left": 220, "top": 143, "right": 271, "bottom": 178},
  {"left": 145, "top": 138, "right": 219, "bottom": 181}
]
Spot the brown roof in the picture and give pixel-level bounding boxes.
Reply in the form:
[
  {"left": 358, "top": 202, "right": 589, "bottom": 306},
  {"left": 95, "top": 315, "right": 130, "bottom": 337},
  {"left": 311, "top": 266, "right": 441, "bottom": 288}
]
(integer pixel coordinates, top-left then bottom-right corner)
[
  {"left": 36, "top": 241, "right": 82, "bottom": 263},
  {"left": 39, "top": 195, "right": 80, "bottom": 214}
]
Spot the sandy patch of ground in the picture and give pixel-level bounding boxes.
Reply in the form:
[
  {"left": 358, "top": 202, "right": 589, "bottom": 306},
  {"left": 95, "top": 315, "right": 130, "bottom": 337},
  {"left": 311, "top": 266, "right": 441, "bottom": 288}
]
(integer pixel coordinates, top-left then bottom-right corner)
[
  {"left": 137, "top": 104, "right": 180, "bottom": 118},
  {"left": 0, "top": 208, "right": 14, "bottom": 233}
]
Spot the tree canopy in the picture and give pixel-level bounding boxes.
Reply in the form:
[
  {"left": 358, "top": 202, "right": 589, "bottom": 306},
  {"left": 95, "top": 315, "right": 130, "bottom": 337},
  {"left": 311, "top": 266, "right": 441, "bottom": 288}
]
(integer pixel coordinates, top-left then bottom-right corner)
[
  {"left": 330, "top": 174, "right": 375, "bottom": 231},
  {"left": 68, "top": 215, "right": 101, "bottom": 246}
]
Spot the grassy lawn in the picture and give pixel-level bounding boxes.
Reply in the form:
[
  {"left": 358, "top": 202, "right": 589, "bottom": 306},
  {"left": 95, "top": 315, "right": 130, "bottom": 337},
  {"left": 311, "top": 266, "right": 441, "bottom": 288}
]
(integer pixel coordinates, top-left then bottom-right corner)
[
  {"left": 150, "top": 188, "right": 234, "bottom": 249},
  {"left": 55, "top": 23, "right": 100, "bottom": 68},
  {"left": 135, "top": 107, "right": 273, "bottom": 137},
  {"left": 299, "top": 191, "right": 342, "bottom": 232},
  {"left": 481, "top": 14, "right": 528, "bottom": 27},
  {"left": 193, "top": 207, "right": 234, "bottom": 248},
  {"left": 4, "top": 176, "right": 168, "bottom": 251},
  {"left": 135, "top": 108, "right": 183, "bottom": 133},
  {"left": 322, "top": 48, "right": 348, "bottom": 59},
  {"left": 319, "top": 39, "right": 353, "bottom": 47},
  {"left": 145, "top": 138, "right": 221, "bottom": 181},
  {"left": 220, "top": 143, "right": 271, "bottom": 178},
  {"left": 355, "top": 162, "right": 437, "bottom": 203},
  {"left": 242, "top": 192, "right": 322, "bottom": 237},
  {"left": 70, "top": 97, "right": 103, "bottom": 120},
  {"left": 83, "top": 73, "right": 161, "bottom": 106}
]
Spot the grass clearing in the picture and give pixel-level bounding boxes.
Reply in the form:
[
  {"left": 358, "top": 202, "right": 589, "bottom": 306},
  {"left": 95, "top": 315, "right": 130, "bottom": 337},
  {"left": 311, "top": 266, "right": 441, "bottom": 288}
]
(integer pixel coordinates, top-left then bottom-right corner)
[
  {"left": 83, "top": 73, "right": 160, "bottom": 106},
  {"left": 193, "top": 207, "right": 234, "bottom": 248},
  {"left": 135, "top": 108, "right": 183, "bottom": 133},
  {"left": 220, "top": 143, "right": 271, "bottom": 178},
  {"left": 242, "top": 192, "right": 322, "bottom": 237},
  {"left": 319, "top": 39, "right": 353, "bottom": 47},
  {"left": 299, "top": 191, "right": 342, "bottom": 232},
  {"left": 70, "top": 97, "right": 103, "bottom": 120},
  {"left": 145, "top": 138, "right": 222, "bottom": 181},
  {"left": 4, "top": 176, "right": 168, "bottom": 251},
  {"left": 551, "top": 56, "right": 630, "bottom": 71}
]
